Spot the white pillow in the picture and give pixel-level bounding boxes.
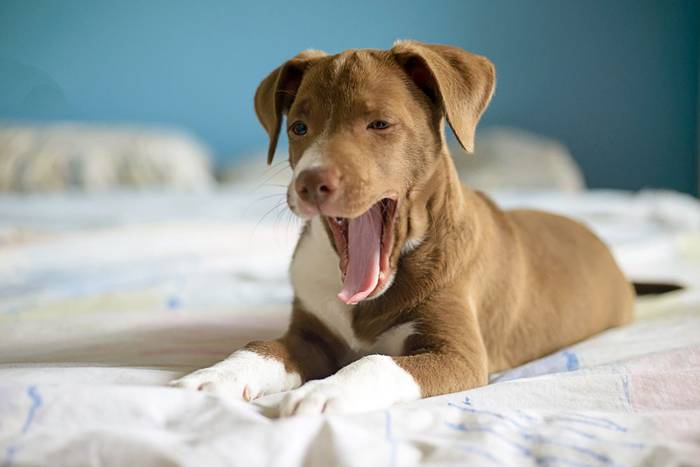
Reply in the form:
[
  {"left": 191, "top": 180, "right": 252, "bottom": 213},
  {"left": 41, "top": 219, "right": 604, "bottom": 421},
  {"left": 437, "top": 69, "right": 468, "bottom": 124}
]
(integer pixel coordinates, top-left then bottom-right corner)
[
  {"left": 452, "top": 127, "right": 585, "bottom": 193},
  {"left": 0, "top": 123, "right": 214, "bottom": 191}
]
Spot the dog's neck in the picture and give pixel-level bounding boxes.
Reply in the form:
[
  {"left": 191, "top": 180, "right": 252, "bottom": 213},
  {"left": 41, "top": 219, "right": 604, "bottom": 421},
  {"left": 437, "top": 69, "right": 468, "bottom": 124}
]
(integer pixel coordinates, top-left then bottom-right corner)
[
  {"left": 424, "top": 150, "right": 466, "bottom": 224},
  {"left": 362, "top": 149, "right": 474, "bottom": 314},
  {"left": 405, "top": 148, "right": 469, "bottom": 247}
]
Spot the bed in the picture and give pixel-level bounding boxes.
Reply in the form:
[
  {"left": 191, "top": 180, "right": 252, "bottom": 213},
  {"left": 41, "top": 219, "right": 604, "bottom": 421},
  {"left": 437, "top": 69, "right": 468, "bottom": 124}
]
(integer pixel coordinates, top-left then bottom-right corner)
[{"left": 1, "top": 185, "right": 699, "bottom": 466}]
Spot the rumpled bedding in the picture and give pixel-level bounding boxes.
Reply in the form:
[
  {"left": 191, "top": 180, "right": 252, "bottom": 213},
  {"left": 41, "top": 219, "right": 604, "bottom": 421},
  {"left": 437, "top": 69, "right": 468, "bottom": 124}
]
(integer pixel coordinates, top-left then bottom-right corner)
[{"left": 1, "top": 187, "right": 699, "bottom": 466}]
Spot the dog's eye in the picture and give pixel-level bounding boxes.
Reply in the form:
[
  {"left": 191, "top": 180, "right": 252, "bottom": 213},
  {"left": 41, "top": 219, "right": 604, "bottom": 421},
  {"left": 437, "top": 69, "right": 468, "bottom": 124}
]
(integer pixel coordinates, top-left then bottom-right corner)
[
  {"left": 290, "top": 121, "right": 308, "bottom": 136},
  {"left": 368, "top": 120, "right": 390, "bottom": 130}
]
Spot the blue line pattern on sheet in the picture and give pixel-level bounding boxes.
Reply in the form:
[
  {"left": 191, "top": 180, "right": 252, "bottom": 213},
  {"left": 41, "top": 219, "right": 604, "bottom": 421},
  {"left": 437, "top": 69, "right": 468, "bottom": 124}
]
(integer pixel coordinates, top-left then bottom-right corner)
[
  {"left": 445, "top": 422, "right": 596, "bottom": 467},
  {"left": 455, "top": 444, "right": 507, "bottom": 466},
  {"left": 21, "top": 386, "right": 42, "bottom": 433},
  {"left": 446, "top": 398, "right": 645, "bottom": 467},
  {"left": 448, "top": 402, "right": 531, "bottom": 430},
  {"left": 384, "top": 410, "right": 397, "bottom": 467},
  {"left": 491, "top": 348, "right": 582, "bottom": 383},
  {"left": 166, "top": 295, "right": 182, "bottom": 310},
  {"left": 514, "top": 408, "right": 641, "bottom": 447},
  {"left": 2, "top": 386, "right": 43, "bottom": 467},
  {"left": 552, "top": 414, "right": 627, "bottom": 433},
  {"left": 621, "top": 375, "right": 632, "bottom": 408},
  {"left": 564, "top": 351, "right": 580, "bottom": 371}
]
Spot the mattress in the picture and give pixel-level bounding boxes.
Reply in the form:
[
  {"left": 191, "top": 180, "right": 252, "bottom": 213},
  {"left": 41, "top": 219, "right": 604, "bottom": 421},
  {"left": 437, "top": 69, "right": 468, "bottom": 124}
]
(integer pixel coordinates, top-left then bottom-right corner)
[{"left": 1, "top": 186, "right": 699, "bottom": 466}]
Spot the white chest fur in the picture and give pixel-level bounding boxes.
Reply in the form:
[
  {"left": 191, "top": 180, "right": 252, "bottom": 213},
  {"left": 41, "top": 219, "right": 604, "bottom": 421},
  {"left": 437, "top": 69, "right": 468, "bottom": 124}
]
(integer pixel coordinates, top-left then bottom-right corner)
[{"left": 290, "top": 217, "right": 414, "bottom": 359}]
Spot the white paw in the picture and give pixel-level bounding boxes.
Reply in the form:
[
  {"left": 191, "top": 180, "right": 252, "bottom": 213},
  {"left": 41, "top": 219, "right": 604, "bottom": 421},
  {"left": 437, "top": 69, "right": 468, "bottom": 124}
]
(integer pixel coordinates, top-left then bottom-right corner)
[
  {"left": 170, "top": 350, "right": 301, "bottom": 400},
  {"left": 278, "top": 355, "right": 421, "bottom": 417},
  {"left": 279, "top": 380, "right": 364, "bottom": 416},
  {"left": 170, "top": 367, "right": 256, "bottom": 400}
]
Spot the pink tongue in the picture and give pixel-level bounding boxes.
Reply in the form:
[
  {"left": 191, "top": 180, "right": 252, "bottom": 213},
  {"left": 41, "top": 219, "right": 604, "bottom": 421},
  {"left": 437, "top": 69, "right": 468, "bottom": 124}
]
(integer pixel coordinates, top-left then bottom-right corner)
[{"left": 337, "top": 204, "right": 382, "bottom": 305}]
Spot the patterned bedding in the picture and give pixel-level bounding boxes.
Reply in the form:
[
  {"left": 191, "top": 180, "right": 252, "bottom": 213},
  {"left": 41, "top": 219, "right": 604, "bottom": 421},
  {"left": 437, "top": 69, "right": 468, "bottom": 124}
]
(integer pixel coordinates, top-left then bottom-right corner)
[{"left": 1, "top": 187, "right": 699, "bottom": 466}]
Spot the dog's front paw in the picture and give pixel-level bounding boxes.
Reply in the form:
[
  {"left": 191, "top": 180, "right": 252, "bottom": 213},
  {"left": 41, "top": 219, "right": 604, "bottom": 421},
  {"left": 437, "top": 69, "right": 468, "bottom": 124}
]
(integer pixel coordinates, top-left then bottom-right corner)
[
  {"left": 170, "top": 367, "right": 254, "bottom": 400},
  {"left": 279, "top": 380, "right": 361, "bottom": 416},
  {"left": 278, "top": 355, "right": 422, "bottom": 416},
  {"left": 170, "top": 350, "right": 301, "bottom": 401}
]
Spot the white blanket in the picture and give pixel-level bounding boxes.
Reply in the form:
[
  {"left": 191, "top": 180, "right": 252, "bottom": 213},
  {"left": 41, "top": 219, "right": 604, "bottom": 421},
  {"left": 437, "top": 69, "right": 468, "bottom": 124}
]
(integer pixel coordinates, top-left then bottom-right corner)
[{"left": 1, "top": 187, "right": 699, "bottom": 466}]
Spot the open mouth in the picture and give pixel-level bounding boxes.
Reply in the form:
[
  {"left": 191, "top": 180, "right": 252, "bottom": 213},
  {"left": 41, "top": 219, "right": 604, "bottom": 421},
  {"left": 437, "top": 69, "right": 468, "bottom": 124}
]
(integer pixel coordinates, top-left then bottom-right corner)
[{"left": 325, "top": 198, "right": 398, "bottom": 305}]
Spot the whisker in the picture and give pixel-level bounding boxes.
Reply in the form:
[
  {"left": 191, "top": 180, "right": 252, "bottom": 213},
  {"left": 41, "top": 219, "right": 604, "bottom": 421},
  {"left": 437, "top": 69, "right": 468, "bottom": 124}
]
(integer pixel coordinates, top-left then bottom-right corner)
[
  {"left": 240, "top": 192, "right": 286, "bottom": 218},
  {"left": 285, "top": 209, "right": 301, "bottom": 236},
  {"left": 252, "top": 192, "right": 287, "bottom": 202},
  {"left": 273, "top": 202, "right": 288, "bottom": 231},
  {"left": 254, "top": 164, "right": 292, "bottom": 191},
  {"left": 252, "top": 198, "right": 288, "bottom": 235}
]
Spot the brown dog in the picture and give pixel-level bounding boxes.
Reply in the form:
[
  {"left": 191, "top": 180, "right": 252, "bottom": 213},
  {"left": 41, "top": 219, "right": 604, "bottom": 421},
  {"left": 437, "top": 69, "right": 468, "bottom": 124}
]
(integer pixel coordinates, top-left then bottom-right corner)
[{"left": 171, "top": 41, "right": 634, "bottom": 415}]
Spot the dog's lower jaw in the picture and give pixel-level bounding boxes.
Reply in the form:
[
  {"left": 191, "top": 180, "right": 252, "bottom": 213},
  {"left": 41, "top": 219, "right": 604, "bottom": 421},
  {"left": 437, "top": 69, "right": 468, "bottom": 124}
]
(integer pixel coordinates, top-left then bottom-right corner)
[{"left": 351, "top": 269, "right": 397, "bottom": 303}]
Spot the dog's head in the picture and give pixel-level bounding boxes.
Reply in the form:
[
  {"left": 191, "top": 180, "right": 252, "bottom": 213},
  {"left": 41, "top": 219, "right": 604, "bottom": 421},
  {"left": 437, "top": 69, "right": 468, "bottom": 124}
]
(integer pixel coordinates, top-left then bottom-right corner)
[{"left": 255, "top": 41, "right": 495, "bottom": 305}]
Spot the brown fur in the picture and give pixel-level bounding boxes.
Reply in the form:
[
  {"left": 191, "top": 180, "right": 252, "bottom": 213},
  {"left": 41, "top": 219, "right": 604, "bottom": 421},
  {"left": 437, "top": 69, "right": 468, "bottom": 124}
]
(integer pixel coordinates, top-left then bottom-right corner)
[{"left": 249, "top": 41, "right": 634, "bottom": 398}]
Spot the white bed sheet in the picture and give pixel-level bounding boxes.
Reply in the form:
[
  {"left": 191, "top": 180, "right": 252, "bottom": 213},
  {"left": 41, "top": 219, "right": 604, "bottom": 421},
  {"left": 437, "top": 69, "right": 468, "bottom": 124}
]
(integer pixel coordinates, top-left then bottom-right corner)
[{"left": 1, "top": 186, "right": 699, "bottom": 466}]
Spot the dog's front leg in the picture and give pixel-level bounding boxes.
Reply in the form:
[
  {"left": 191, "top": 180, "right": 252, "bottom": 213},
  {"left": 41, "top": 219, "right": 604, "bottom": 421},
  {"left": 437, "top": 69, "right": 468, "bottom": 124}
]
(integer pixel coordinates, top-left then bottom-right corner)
[
  {"left": 170, "top": 330, "right": 336, "bottom": 401},
  {"left": 280, "top": 311, "right": 488, "bottom": 416},
  {"left": 279, "top": 348, "right": 487, "bottom": 416}
]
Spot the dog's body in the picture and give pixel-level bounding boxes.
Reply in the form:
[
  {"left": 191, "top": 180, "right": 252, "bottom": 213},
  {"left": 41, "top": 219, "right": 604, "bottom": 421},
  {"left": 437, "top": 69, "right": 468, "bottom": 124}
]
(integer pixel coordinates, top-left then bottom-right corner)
[{"left": 172, "top": 41, "right": 634, "bottom": 415}]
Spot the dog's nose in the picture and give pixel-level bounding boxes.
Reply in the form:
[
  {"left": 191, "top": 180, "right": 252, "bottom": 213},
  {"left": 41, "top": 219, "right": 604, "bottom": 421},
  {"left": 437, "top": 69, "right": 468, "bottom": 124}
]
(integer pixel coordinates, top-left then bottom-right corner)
[{"left": 295, "top": 167, "right": 339, "bottom": 207}]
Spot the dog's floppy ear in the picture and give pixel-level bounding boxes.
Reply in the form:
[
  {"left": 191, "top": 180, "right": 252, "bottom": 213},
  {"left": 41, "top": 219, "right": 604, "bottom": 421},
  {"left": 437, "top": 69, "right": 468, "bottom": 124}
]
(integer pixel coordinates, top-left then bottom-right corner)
[
  {"left": 254, "top": 50, "right": 327, "bottom": 165},
  {"left": 391, "top": 40, "right": 495, "bottom": 153}
]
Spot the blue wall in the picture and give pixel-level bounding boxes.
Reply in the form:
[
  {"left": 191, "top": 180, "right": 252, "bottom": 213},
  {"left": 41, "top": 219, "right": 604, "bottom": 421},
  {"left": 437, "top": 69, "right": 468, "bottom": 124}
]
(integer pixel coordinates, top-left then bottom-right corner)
[{"left": 1, "top": 0, "right": 697, "bottom": 193}]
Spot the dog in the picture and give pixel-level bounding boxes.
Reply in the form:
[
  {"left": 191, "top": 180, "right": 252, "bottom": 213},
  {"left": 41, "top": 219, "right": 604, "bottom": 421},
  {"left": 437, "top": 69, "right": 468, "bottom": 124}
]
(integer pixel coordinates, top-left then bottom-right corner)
[{"left": 171, "top": 41, "right": 636, "bottom": 416}]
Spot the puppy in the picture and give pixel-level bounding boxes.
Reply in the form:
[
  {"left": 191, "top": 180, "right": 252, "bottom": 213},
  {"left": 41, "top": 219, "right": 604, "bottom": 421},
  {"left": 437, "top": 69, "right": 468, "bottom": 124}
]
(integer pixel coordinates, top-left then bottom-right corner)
[{"left": 171, "top": 41, "right": 634, "bottom": 416}]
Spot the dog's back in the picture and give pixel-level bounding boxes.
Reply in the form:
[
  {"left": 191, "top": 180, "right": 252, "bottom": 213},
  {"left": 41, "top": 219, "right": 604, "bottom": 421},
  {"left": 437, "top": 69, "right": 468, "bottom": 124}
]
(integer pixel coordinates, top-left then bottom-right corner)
[
  {"left": 454, "top": 188, "right": 633, "bottom": 372},
  {"left": 512, "top": 209, "right": 634, "bottom": 353}
]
